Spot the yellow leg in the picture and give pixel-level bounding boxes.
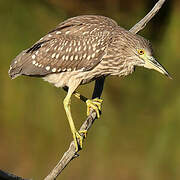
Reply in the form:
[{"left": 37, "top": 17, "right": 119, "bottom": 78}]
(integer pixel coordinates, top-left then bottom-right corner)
[
  {"left": 63, "top": 87, "right": 103, "bottom": 119},
  {"left": 63, "top": 86, "right": 87, "bottom": 102},
  {"left": 73, "top": 92, "right": 88, "bottom": 102},
  {"left": 69, "top": 91, "right": 103, "bottom": 118},
  {"left": 63, "top": 87, "right": 87, "bottom": 152}
]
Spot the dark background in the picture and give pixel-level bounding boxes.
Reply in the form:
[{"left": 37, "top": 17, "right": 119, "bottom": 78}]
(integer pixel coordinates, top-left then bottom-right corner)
[{"left": 0, "top": 0, "right": 180, "bottom": 179}]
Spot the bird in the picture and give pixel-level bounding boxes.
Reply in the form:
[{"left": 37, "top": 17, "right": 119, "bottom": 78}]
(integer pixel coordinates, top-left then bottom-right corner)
[{"left": 8, "top": 15, "right": 171, "bottom": 152}]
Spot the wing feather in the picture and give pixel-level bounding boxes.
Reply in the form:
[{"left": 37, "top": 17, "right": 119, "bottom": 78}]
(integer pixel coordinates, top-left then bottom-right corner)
[{"left": 9, "top": 15, "right": 117, "bottom": 78}]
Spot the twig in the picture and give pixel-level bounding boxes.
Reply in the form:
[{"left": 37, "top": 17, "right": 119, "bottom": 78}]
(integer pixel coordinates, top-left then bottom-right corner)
[
  {"left": 43, "top": 1, "right": 166, "bottom": 179},
  {"left": 129, "top": 0, "right": 166, "bottom": 34}
]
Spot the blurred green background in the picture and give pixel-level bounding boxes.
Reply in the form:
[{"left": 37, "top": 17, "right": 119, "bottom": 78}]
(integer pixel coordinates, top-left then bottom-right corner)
[{"left": 0, "top": 0, "right": 180, "bottom": 179}]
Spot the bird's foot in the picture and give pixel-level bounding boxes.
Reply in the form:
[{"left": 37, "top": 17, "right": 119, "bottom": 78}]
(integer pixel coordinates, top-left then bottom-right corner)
[
  {"left": 73, "top": 130, "right": 87, "bottom": 152},
  {"left": 86, "top": 98, "right": 103, "bottom": 118}
]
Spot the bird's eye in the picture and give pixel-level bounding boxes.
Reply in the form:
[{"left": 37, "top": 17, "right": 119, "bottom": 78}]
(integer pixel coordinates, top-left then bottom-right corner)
[{"left": 138, "top": 49, "right": 145, "bottom": 55}]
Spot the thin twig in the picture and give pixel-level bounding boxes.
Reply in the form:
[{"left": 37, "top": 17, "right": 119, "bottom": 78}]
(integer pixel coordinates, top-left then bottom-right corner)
[
  {"left": 129, "top": 0, "right": 166, "bottom": 34},
  {"left": 43, "top": 1, "right": 166, "bottom": 179}
]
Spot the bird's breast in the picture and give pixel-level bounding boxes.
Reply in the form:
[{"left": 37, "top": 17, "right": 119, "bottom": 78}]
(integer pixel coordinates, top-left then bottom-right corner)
[{"left": 42, "top": 57, "right": 135, "bottom": 88}]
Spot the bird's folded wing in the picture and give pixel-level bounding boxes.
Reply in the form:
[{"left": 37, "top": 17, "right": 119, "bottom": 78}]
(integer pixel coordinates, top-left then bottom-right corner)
[{"left": 9, "top": 15, "right": 116, "bottom": 78}]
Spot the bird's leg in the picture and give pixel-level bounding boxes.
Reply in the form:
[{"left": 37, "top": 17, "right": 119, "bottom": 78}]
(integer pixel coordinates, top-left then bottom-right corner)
[
  {"left": 63, "top": 87, "right": 87, "bottom": 152},
  {"left": 73, "top": 93, "right": 103, "bottom": 118},
  {"left": 86, "top": 98, "right": 103, "bottom": 118},
  {"left": 63, "top": 86, "right": 103, "bottom": 118},
  {"left": 63, "top": 86, "right": 88, "bottom": 102}
]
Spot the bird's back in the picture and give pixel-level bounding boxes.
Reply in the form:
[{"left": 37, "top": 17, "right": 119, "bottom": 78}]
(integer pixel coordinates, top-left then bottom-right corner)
[{"left": 9, "top": 15, "right": 118, "bottom": 80}]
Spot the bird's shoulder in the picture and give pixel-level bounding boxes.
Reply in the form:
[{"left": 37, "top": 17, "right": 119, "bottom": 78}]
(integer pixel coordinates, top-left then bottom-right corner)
[{"left": 54, "top": 15, "right": 118, "bottom": 33}]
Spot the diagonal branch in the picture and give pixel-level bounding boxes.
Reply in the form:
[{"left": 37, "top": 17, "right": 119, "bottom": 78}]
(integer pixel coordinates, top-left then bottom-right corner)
[
  {"left": 130, "top": 0, "right": 166, "bottom": 34},
  {"left": 43, "top": 1, "right": 166, "bottom": 179}
]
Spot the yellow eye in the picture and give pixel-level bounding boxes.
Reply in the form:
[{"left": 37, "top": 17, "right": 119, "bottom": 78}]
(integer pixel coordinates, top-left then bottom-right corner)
[{"left": 138, "top": 49, "right": 145, "bottom": 55}]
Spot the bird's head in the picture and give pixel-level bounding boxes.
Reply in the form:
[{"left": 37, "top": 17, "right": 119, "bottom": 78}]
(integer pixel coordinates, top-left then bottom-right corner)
[{"left": 129, "top": 34, "right": 172, "bottom": 79}]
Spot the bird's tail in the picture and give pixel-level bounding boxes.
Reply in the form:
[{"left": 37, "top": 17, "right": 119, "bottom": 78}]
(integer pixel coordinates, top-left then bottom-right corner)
[{"left": 8, "top": 50, "right": 27, "bottom": 79}]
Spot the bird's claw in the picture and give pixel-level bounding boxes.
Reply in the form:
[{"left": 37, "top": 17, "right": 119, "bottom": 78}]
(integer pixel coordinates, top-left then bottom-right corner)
[
  {"left": 86, "top": 98, "right": 103, "bottom": 118},
  {"left": 73, "top": 130, "right": 87, "bottom": 151},
  {"left": 79, "top": 130, "right": 87, "bottom": 139}
]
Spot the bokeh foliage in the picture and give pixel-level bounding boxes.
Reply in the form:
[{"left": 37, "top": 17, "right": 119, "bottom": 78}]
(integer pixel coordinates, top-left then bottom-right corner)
[{"left": 0, "top": 0, "right": 180, "bottom": 179}]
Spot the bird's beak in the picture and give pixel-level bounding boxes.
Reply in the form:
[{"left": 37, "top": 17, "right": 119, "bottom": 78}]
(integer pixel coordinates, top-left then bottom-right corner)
[{"left": 143, "top": 55, "right": 172, "bottom": 79}]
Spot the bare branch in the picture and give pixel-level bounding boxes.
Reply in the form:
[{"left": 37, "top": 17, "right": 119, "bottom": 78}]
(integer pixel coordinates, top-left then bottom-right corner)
[
  {"left": 43, "top": 1, "right": 166, "bottom": 179},
  {"left": 130, "top": 0, "right": 166, "bottom": 34},
  {"left": 44, "top": 77, "right": 105, "bottom": 180}
]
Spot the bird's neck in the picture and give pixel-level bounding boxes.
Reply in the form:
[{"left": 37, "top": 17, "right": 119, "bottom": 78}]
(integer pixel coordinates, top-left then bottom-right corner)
[{"left": 98, "top": 53, "right": 135, "bottom": 77}]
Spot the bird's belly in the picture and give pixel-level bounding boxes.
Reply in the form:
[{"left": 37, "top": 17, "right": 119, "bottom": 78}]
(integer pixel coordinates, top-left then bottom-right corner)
[{"left": 42, "top": 70, "right": 102, "bottom": 88}]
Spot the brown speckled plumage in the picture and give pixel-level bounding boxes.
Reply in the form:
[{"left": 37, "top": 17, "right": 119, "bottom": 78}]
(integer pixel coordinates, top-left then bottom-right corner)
[{"left": 9, "top": 15, "right": 153, "bottom": 88}]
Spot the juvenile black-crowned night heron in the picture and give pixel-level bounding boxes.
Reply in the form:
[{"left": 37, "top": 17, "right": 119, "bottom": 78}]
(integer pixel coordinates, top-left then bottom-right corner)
[{"left": 9, "top": 15, "right": 171, "bottom": 151}]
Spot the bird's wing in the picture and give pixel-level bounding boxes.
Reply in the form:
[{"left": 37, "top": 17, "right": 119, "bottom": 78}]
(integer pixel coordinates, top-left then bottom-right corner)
[{"left": 9, "top": 15, "right": 117, "bottom": 79}]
